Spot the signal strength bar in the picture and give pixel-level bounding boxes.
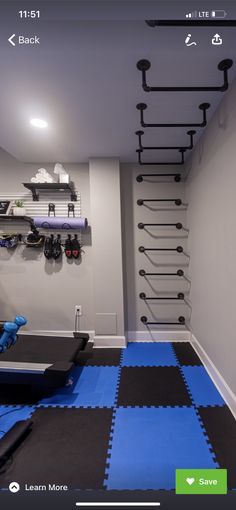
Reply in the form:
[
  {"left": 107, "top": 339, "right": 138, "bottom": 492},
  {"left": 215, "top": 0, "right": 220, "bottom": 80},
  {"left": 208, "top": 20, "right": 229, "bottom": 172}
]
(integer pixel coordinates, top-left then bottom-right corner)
[{"left": 186, "top": 12, "right": 197, "bottom": 18}]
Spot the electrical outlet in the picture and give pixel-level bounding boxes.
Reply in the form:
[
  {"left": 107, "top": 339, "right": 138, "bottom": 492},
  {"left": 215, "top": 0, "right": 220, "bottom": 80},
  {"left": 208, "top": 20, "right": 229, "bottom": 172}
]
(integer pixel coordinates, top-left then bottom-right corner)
[{"left": 75, "top": 305, "right": 82, "bottom": 316}]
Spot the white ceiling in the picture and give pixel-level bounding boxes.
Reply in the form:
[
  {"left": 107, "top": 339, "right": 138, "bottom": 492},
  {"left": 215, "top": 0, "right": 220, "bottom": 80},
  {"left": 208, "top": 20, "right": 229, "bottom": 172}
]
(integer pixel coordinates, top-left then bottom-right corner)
[{"left": 0, "top": 20, "right": 236, "bottom": 163}]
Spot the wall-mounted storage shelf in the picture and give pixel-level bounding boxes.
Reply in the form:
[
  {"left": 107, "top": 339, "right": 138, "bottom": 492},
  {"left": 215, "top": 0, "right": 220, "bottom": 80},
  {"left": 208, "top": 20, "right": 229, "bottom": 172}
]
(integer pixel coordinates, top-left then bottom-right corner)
[
  {"left": 0, "top": 215, "right": 37, "bottom": 232},
  {"left": 23, "top": 183, "right": 77, "bottom": 202}
]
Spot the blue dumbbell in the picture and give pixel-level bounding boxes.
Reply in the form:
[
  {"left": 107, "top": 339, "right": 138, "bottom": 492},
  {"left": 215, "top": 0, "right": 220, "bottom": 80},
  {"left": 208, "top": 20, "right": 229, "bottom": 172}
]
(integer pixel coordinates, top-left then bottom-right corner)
[
  {"left": 0, "top": 322, "right": 18, "bottom": 352},
  {"left": 11, "top": 316, "right": 27, "bottom": 345}
]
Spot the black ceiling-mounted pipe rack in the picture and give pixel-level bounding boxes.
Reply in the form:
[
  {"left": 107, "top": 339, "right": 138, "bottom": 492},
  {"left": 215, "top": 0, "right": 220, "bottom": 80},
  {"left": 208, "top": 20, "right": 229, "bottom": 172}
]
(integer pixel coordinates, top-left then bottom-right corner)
[
  {"left": 138, "top": 222, "right": 183, "bottom": 230},
  {"left": 146, "top": 20, "right": 236, "bottom": 27},
  {"left": 136, "top": 130, "right": 195, "bottom": 151},
  {"left": 139, "top": 269, "right": 184, "bottom": 277},
  {"left": 137, "top": 199, "right": 182, "bottom": 206},
  {"left": 137, "top": 148, "right": 186, "bottom": 166},
  {"left": 140, "top": 292, "right": 184, "bottom": 300},
  {"left": 136, "top": 102, "right": 210, "bottom": 128},
  {"left": 136, "top": 59, "right": 233, "bottom": 93},
  {"left": 137, "top": 173, "right": 181, "bottom": 183},
  {"left": 141, "top": 316, "right": 185, "bottom": 325},
  {"left": 139, "top": 245, "right": 183, "bottom": 253}
]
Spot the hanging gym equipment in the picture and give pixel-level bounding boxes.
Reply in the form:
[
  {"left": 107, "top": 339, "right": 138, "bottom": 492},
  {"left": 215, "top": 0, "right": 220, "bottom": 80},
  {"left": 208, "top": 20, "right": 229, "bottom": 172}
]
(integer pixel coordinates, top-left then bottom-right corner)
[
  {"left": 140, "top": 292, "right": 184, "bottom": 300},
  {"left": 139, "top": 269, "right": 184, "bottom": 277},
  {"left": 139, "top": 245, "right": 183, "bottom": 253},
  {"left": 136, "top": 102, "right": 210, "bottom": 128},
  {"left": 141, "top": 316, "right": 185, "bottom": 325},
  {"left": 136, "top": 173, "right": 181, "bottom": 182},
  {"left": 68, "top": 203, "right": 75, "bottom": 217},
  {"left": 138, "top": 222, "right": 183, "bottom": 229},
  {"left": 137, "top": 198, "right": 182, "bottom": 206},
  {"left": 48, "top": 203, "right": 56, "bottom": 217},
  {"left": 137, "top": 148, "right": 186, "bottom": 166},
  {"left": 136, "top": 59, "right": 233, "bottom": 93},
  {"left": 136, "top": 130, "right": 195, "bottom": 151}
]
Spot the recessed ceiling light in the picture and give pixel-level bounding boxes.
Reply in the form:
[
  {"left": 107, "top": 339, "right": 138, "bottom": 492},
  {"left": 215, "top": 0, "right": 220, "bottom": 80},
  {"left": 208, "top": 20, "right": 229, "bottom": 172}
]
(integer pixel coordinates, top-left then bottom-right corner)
[{"left": 30, "top": 118, "right": 48, "bottom": 128}]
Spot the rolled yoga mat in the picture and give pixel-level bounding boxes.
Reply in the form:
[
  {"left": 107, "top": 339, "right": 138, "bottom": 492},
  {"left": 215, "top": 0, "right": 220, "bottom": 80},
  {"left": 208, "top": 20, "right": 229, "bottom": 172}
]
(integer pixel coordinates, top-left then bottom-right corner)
[{"left": 33, "top": 217, "right": 88, "bottom": 229}]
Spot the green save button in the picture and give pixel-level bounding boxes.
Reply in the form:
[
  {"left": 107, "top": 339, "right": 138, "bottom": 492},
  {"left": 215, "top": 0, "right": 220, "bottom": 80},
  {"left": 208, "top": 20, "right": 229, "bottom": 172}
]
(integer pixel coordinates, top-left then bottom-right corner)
[{"left": 176, "top": 469, "right": 227, "bottom": 494}]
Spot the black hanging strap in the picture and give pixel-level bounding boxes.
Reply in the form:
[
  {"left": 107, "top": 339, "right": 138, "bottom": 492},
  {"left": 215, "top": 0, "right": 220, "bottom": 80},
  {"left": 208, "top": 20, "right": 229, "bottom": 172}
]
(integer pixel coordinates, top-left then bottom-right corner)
[
  {"left": 68, "top": 203, "right": 75, "bottom": 217},
  {"left": 48, "top": 203, "right": 55, "bottom": 217}
]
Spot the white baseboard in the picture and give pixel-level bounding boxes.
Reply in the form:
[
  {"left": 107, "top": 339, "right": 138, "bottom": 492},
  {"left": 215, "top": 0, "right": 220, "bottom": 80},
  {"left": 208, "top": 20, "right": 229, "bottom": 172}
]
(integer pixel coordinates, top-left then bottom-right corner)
[
  {"left": 126, "top": 330, "right": 191, "bottom": 342},
  {"left": 93, "top": 335, "right": 127, "bottom": 348},
  {"left": 191, "top": 334, "right": 236, "bottom": 419}
]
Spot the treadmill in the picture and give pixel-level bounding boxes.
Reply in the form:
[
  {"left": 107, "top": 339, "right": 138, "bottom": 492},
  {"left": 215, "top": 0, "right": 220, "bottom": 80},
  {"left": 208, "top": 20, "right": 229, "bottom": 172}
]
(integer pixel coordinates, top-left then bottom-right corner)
[{"left": 0, "top": 322, "right": 93, "bottom": 390}]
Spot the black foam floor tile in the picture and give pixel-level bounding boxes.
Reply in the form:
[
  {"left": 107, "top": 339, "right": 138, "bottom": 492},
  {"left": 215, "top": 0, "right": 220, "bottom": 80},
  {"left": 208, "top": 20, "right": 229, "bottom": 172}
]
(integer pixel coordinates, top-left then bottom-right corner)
[
  {"left": 117, "top": 367, "right": 192, "bottom": 407},
  {"left": 0, "top": 384, "right": 39, "bottom": 405},
  {"left": 81, "top": 348, "right": 122, "bottom": 366},
  {"left": 0, "top": 408, "right": 113, "bottom": 489},
  {"left": 198, "top": 406, "right": 236, "bottom": 489},
  {"left": 172, "top": 342, "right": 202, "bottom": 366}
]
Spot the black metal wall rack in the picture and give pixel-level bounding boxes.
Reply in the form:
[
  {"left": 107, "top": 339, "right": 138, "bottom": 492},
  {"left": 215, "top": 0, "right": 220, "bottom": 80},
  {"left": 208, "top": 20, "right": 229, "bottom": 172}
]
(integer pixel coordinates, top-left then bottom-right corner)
[
  {"left": 139, "top": 269, "right": 184, "bottom": 277},
  {"left": 136, "top": 173, "right": 181, "bottom": 182},
  {"left": 23, "top": 183, "right": 77, "bottom": 202},
  {"left": 136, "top": 130, "right": 195, "bottom": 151},
  {"left": 137, "top": 199, "right": 182, "bottom": 206},
  {"left": 137, "top": 148, "right": 186, "bottom": 166},
  {"left": 0, "top": 215, "right": 38, "bottom": 234},
  {"left": 141, "top": 316, "right": 185, "bottom": 325},
  {"left": 136, "top": 59, "right": 233, "bottom": 93},
  {"left": 136, "top": 102, "right": 210, "bottom": 128},
  {"left": 139, "top": 245, "right": 183, "bottom": 253},
  {"left": 138, "top": 222, "right": 183, "bottom": 230},
  {"left": 140, "top": 292, "right": 184, "bottom": 300}
]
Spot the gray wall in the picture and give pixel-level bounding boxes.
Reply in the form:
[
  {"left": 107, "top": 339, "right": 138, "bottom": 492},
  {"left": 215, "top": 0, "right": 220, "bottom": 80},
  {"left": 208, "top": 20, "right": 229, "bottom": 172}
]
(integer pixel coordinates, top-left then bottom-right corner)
[
  {"left": 0, "top": 150, "right": 125, "bottom": 344},
  {"left": 0, "top": 149, "right": 93, "bottom": 333},
  {"left": 185, "top": 77, "right": 236, "bottom": 394},
  {"left": 121, "top": 163, "right": 189, "bottom": 338},
  {"left": 89, "top": 158, "right": 125, "bottom": 344}
]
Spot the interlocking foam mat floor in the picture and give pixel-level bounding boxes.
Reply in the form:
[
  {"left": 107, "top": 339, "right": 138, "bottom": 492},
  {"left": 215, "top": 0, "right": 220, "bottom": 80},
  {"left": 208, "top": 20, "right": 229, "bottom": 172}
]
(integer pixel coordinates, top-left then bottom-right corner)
[{"left": 0, "top": 342, "right": 236, "bottom": 490}]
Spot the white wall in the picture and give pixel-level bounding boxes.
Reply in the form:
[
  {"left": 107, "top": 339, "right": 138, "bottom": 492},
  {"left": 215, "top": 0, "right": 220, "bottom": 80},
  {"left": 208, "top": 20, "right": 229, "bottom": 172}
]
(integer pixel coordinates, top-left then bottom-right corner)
[
  {"left": 89, "top": 158, "right": 125, "bottom": 346},
  {"left": 186, "top": 77, "right": 236, "bottom": 394},
  {"left": 121, "top": 163, "right": 190, "bottom": 340}
]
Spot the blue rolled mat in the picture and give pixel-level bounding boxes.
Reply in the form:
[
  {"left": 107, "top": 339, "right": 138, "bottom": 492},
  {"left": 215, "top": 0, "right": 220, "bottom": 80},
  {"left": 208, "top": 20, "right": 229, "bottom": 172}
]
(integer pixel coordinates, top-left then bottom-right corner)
[{"left": 33, "top": 217, "right": 88, "bottom": 229}]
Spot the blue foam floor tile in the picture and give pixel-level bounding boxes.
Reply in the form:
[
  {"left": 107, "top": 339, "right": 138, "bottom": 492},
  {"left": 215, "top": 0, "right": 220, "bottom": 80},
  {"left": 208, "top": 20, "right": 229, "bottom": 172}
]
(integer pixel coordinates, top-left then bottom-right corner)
[
  {"left": 0, "top": 406, "right": 34, "bottom": 438},
  {"left": 106, "top": 407, "right": 217, "bottom": 490},
  {"left": 182, "top": 366, "right": 225, "bottom": 407},
  {"left": 122, "top": 342, "right": 177, "bottom": 366},
  {"left": 39, "top": 366, "right": 120, "bottom": 408}
]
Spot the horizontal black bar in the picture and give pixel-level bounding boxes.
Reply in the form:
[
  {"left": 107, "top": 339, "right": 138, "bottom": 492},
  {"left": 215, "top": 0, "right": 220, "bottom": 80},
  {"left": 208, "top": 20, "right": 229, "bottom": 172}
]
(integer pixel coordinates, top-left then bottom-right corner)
[
  {"left": 137, "top": 199, "right": 182, "bottom": 206},
  {"left": 146, "top": 20, "right": 236, "bottom": 27},
  {"left": 139, "top": 269, "right": 184, "bottom": 277},
  {"left": 136, "top": 130, "right": 195, "bottom": 151},
  {"left": 137, "top": 59, "right": 233, "bottom": 92},
  {"left": 137, "top": 174, "right": 181, "bottom": 182},
  {"left": 140, "top": 292, "right": 184, "bottom": 300},
  {"left": 139, "top": 245, "right": 183, "bottom": 252},
  {"left": 138, "top": 222, "right": 183, "bottom": 229},
  {"left": 136, "top": 102, "right": 210, "bottom": 128},
  {"left": 137, "top": 148, "right": 186, "bottom": 166},
  {"left": 141, "top": 315, "right": 186, "bottom": 325}
]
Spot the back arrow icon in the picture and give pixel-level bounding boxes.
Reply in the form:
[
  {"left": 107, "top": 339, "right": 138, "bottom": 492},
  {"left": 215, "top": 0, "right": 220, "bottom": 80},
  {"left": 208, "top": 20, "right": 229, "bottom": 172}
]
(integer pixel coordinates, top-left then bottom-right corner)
[{"left": 8, "top": 34, "right": 16, "bottom": 46}]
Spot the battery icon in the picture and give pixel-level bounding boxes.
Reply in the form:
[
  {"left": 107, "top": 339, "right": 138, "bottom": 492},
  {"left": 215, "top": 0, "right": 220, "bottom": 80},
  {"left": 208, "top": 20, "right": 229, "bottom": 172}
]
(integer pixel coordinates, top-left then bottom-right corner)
[{"left": 211, "top": 10, "right": 227, "bottom": 18}]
